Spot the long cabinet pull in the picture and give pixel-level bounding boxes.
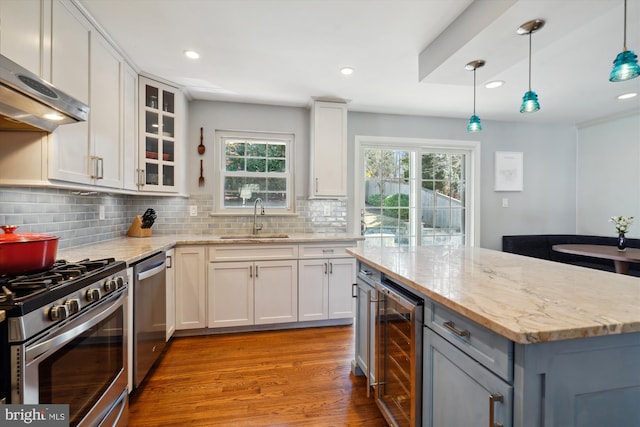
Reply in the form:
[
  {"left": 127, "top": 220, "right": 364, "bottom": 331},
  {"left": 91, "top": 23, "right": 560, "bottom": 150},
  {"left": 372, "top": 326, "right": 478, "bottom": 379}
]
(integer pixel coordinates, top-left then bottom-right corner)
[
  {"left": 249, "top": 265, "right": 253, "bottom": 278},
  {"left": 329, "top": 262, "right": 333, "bottom": 274},
  {"left": 443, "top": 320, "right": 471, "bottom": 338},
  {"left": 324, "top": 262, "right": 328, "bottom": 275},
  {"left": 255, "top": 265, "right": 259, "bottom": 278},
  {"left": 489, "top": 392, "right": 504, "bottom": 427}
]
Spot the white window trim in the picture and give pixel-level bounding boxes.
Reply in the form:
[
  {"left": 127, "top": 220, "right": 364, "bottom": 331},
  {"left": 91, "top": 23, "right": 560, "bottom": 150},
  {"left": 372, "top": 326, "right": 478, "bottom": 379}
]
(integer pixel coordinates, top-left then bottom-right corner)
[
  {"left": 213, "top": 130, "right": 295, "bottom": 215},
  {"left": 353, "top": 135, "right": 481, "bottom": 247}
]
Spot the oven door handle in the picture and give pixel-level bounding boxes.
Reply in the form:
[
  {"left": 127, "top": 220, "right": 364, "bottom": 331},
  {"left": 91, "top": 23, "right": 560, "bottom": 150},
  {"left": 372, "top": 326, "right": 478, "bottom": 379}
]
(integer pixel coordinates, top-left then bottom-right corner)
[{"left": 25, "top": 290, "right": 126, "bottom": 365}]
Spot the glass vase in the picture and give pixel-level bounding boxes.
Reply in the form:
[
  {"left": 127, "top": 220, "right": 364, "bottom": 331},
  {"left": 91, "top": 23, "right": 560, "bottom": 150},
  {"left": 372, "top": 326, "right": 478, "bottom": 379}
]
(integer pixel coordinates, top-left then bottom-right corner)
[{"left": 618, "top": 233, "right": 627, "bottom": 251}]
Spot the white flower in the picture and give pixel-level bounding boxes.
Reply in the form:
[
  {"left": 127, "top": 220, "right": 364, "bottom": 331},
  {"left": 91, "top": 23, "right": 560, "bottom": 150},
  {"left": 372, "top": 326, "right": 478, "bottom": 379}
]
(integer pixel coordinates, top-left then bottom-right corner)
[{"left": 610, "top": 216, "right": 634, "bottom": 234}]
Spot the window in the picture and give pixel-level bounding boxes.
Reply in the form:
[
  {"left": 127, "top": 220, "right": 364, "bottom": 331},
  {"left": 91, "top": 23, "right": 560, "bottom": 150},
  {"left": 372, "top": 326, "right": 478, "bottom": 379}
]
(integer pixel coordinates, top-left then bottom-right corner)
[
  {"left": 215, "top": 130, "right": 294, "bottom": 212},
  {"left": 355, "top": 136, "right": 479, "bottom": 248}
]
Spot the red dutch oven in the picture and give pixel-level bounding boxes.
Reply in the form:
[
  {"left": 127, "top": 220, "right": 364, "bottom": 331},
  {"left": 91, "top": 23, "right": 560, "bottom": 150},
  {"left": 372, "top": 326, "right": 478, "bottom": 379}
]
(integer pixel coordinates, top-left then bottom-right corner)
[{"left": 0, "top": 225, "right": 59, "bottom": 276}]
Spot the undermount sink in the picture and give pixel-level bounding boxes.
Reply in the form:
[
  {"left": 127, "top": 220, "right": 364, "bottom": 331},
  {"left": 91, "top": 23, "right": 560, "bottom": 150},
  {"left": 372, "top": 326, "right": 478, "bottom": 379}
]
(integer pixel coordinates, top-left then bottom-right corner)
[{"left": 219, "top": 234, "right": 289, "bottom": 239}]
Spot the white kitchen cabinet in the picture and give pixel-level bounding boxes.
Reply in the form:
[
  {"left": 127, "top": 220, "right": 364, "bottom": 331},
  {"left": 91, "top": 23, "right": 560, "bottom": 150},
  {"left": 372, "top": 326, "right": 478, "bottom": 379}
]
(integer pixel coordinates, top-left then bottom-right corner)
[
  {"left": 254, "top": 260, "right": 298, "bottom": 325},
  {"left": 298, "top": 243, "right": 356, "bottom": 321},
  {"left": 49, "top": 2, "right": 126, "bottom": 189},
  {"left": 208, "top": 259, "right": 298, "bottom": 328},
  {"left": 122, "top": 64, "right": 139, "bottom": 191},
  {"left": 88, "top": 31, "right": 122, "bottom": 188},
  {"left": 0, "top": 0, "right": 48, "bottom": 76},
  {"left": 48, "top": 0, "right": 91, "bottom": 185},
  {"left": 137, "top": 76, "right": 179, "bottom": 192},
  {"left": 165, "top": 248, "right": 175, "bottom": 341},
  {"left": 309, "top": 100, "right": 348, "bottom": 198},
  {"left": 175, "top": 246, "right": 207, "bottom": 330}
]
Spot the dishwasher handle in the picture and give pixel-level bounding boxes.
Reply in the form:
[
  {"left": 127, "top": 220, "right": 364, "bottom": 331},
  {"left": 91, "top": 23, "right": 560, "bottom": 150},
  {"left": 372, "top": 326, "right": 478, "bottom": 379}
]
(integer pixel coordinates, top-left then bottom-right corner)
[{"left": 137, "top": 259, "right": 166, "bottom": 281}]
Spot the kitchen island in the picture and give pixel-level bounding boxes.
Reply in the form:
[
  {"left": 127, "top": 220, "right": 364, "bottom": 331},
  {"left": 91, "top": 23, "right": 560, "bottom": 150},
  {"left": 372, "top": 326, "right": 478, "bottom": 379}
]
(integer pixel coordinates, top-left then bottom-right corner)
[{"left": 348, "top": 246, "right": 640, "bottom": 427}]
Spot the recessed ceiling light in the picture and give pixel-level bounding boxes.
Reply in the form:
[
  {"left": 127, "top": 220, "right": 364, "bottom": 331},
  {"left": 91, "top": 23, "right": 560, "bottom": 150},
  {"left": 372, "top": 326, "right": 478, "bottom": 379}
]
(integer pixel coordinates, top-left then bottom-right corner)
[
  {"left": 617, "top": 92, "right": 638, "bottom": 100},
  {"left": 485, "top": 80, "right": 504, "bottom": 89},
  {"left": 184, "top": 50, "right": 200, "bottom": 59},
  {"left": 340, "top": 67, "right": 354, "bottom": 75}
]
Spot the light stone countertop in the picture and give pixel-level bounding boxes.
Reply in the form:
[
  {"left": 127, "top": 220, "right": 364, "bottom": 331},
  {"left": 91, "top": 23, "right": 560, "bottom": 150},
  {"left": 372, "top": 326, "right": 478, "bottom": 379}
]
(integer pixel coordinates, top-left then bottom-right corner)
[
  {"left": 57, "top": 233, "right": 363, "bottom": 265},
  {"left": 347, "top": 246, "right": 640, "bottom": 344}
]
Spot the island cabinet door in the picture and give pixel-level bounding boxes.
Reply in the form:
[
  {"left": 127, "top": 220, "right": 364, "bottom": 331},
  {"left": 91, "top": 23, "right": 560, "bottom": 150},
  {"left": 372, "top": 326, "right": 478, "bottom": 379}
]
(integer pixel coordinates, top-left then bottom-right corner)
[{"left": 423, "top": 328, "right": 513, "bottom": 427}]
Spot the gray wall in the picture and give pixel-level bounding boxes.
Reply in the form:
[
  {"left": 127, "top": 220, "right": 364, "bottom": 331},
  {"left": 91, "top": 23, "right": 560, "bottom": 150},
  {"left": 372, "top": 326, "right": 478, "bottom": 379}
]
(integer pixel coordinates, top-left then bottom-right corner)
[
  {"left": 7, "top": 100, "right": 634, "bottom": 252},
  {"left": 347, "top": 112, "right": 578, "bottom": 250},
  {"left": 576, "top": 112, "right": 640, "bottom": 238}
]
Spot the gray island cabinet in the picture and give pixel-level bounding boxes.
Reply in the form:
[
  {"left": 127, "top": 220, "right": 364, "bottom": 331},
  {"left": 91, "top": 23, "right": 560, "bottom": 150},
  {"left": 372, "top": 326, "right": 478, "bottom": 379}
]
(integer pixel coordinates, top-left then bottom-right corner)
[{"left": 348, "top": 246, "right": 640, "bottom": 427}]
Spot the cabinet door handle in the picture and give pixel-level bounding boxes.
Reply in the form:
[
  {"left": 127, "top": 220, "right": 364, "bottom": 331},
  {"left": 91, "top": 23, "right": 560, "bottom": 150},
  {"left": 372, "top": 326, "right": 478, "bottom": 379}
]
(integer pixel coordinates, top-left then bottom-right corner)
[
  {"left": 97, "top": 157, "right": 104, "bottom": 179},
  {"left": 443, "top": 320, "right": 471, "bottom": 338},
  {"left": 166, "top": 255, "right": 172, "bottom": 269},
  {"left": 489, "top": 393, "right": 504, "bottom": 427},
  {"left": 324, "top": 262, "right": 328, "bottom": 275},
  {"left": 329, "top": 262, "right": 333, "bottom": 274},
  {"left": 352, "top": 283, "right": 357, "bottom": 298},
  {"left": 249, "top": 265, "right": 253, "bottom": 278},
  {"left": 315, "top": 177, "right": 319, "bottom": 193},
  {"left": 255, "top": 265, "right": 259, "bottom": 278}
]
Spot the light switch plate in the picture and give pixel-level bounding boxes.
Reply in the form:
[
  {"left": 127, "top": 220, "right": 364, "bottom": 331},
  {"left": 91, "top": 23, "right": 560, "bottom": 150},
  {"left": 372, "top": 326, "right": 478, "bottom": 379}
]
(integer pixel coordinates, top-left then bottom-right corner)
[
  {"left": 323, "top": 205, "right": 331, "bottom": 216},
  {"left": 99, "top": 205, "right": 105, "bottom": 220},
  {"left": 189, "top": 205, "right": 198, "bottom": 216},
  {"left": 502, "top": 198, "right": 509, "bottom": 208}
]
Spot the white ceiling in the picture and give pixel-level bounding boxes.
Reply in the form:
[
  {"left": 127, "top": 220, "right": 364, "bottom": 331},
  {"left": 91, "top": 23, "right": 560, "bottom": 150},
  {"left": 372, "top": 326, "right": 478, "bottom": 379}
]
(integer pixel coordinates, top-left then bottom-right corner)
[{"left": 79, "top": 0, "right": 640, "bottom": 126}]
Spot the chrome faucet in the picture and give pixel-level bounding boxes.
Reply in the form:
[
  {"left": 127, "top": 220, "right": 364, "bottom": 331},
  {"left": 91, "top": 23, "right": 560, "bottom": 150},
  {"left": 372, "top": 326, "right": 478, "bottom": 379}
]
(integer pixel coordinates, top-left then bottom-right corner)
[{"left": 253, "top": 198, "right": 265, "bottom": 234}]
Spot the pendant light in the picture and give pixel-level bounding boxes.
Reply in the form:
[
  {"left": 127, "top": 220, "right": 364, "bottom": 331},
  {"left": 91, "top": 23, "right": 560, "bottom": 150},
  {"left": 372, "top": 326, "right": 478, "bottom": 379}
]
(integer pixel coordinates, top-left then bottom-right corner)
[
  {"left": 610, "top": 0, "right": 640, "bottom": 82},
  {"left": 518, "top": 19, "right": 545, "bottom": 113},
  {"left": 465, "top": 60, "right": 485, "bottom": 132}
]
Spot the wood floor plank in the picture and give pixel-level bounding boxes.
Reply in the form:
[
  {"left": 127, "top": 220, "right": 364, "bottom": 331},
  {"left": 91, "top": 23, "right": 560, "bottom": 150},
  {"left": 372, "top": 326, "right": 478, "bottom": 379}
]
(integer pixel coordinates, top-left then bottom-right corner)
[{"left": 129, "top": 325, "right": 387, "bottom": 426}]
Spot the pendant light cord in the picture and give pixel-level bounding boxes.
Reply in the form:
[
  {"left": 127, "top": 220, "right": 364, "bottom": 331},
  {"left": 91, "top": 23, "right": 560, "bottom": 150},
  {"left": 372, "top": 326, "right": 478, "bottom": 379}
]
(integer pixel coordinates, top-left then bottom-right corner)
[
  {"left": 473, "top": 68, "right": 477, "bottom": 115},
  {"left": 528, "top": 31, "right": 532, "bottom": 91},
  {"left": 623, "top": 0, "right": 628, "bottom": 51}
]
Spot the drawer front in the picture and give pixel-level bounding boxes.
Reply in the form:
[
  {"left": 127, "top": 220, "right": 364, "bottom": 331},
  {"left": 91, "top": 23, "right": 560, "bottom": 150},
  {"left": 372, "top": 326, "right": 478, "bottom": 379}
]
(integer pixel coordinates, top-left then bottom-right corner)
[
  {"left": 299, "top": 242, "right": 356, "bottom": 259},
  {"left": 209, "top": 244, "right": 298, "bottom": 262},
  {"left": 425, "top": 302, "right": 513, "bottom": 382}
]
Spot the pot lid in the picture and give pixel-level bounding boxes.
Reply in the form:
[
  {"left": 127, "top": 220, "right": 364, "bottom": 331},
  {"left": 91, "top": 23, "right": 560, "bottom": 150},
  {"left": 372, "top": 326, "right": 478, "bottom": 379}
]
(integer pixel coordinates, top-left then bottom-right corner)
[{"left": 0, "top": 225, "right": 59, "bottom": 242}]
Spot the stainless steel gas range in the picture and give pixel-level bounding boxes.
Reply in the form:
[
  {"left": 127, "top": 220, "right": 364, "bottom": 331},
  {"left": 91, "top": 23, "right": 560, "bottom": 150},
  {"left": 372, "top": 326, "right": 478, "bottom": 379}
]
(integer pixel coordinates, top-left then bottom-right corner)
[{"left": 0, "top": 258, "right": 129, "bottom": 427}]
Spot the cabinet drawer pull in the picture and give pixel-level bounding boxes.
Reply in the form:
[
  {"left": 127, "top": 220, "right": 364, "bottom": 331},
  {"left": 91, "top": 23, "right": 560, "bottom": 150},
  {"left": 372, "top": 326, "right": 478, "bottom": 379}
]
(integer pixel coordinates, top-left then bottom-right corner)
[
  {"left": 443, "top": 320, "right": 471, "bottom": 338},
  {"left": 489, "top": 392, "right": 504, "bottom": 427}
]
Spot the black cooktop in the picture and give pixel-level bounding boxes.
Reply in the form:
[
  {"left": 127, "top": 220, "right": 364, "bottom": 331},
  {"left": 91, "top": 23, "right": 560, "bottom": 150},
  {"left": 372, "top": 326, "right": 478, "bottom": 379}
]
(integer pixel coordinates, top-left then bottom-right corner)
[{"left": 0, "top": 258, "right": 126, "bottom": 315}]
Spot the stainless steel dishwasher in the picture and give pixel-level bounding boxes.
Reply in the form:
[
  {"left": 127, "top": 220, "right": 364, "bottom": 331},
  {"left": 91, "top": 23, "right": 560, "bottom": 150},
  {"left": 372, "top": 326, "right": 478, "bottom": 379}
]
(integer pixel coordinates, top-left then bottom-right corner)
[{"left": 133, "top": 251, "right": 167, "bottom": 389}]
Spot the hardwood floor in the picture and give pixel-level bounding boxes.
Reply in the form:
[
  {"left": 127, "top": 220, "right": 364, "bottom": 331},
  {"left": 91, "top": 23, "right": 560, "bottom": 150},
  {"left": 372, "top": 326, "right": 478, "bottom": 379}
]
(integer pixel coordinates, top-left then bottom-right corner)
[{"left": 128, "top": 325, "right": 387, "bottom": 426}]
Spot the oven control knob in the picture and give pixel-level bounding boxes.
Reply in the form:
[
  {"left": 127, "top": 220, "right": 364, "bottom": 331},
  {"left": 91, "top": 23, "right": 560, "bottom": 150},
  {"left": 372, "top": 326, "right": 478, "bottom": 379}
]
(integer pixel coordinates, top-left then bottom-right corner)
[
  {"left": 104, "top": 279, "right": 116, "bottom": 293},
  {"left": 86, "top": 288, "right": 101, "bottom": 302},
  {"left": 65, "top": 298, "right": 80, "bottom": 315},
  {"left": 49, "top": 305, "right": 68, "bottom": 321},
  {"left": 115, "top": 276, "right": 125, "bottom": 289}
]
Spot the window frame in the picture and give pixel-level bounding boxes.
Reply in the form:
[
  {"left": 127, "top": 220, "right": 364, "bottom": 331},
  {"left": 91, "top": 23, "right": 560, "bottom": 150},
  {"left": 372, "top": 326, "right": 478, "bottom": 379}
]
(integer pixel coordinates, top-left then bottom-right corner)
[
  {"left": 214, "top": 130, "right": 295, "bottom": 214},
  {"left": 354, "top": 135, "right": 481, "bottom": 247}
]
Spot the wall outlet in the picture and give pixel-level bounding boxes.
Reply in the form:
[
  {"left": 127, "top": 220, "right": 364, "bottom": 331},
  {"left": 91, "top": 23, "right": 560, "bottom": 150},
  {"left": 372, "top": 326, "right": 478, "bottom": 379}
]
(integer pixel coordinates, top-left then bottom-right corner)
[
  {"left": 189, "top": 205, "right": 198, "bottom": 216},
  {"left": 502, "top": 198, "right": 509, "bottom": 208},
  {"left": 323, "top": 205, "right": 331, "bottom": 216},
  {"left": 99, "top": 205, "right": 105, "bottom": 220}
]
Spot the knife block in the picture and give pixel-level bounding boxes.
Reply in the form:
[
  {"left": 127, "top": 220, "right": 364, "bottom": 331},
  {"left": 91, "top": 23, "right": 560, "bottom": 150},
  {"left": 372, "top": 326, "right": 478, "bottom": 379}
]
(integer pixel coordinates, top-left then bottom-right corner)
[{"left": 127, "top": 215, "right": 152, "bottom": 237}]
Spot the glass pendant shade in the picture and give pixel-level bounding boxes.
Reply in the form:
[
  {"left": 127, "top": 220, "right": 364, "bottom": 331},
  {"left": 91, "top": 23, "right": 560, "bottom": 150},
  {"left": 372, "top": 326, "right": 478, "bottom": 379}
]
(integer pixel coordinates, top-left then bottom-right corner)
[
  {"left": 467, "top": 115, "right": 482, "bottom": 132},
  {"left": 520, "top": 90, "right": 540, "bottom": 113},
  {"left": 610, "top": 50, "right": 640, "bottom": 82}
]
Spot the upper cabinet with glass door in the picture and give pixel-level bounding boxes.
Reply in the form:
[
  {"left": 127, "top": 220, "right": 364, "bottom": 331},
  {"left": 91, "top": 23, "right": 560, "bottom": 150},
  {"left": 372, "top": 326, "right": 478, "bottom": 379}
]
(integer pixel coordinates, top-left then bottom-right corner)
[{"left": 138, "top": 76, "right": 178, "bottom": 192}]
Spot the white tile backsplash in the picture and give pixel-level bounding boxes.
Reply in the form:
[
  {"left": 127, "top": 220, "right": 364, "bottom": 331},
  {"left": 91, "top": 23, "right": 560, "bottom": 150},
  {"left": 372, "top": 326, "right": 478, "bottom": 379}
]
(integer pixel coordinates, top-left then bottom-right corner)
[{"left": 0, "top": 187, "right": 347, "bottom": 249}]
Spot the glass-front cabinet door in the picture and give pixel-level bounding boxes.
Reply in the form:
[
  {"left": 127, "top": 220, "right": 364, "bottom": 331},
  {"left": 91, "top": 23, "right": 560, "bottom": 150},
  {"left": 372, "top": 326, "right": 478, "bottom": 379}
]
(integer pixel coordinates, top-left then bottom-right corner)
[{"left": 138, "top": 77, "right": 178, "bottom": 192}]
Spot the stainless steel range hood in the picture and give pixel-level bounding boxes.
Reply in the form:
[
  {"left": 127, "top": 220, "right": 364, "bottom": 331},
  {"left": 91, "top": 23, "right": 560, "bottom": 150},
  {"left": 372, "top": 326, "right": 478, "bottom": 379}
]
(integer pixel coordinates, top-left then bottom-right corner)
[{"left": 0, "top": 54, "right": 89, "bottom": 132}]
